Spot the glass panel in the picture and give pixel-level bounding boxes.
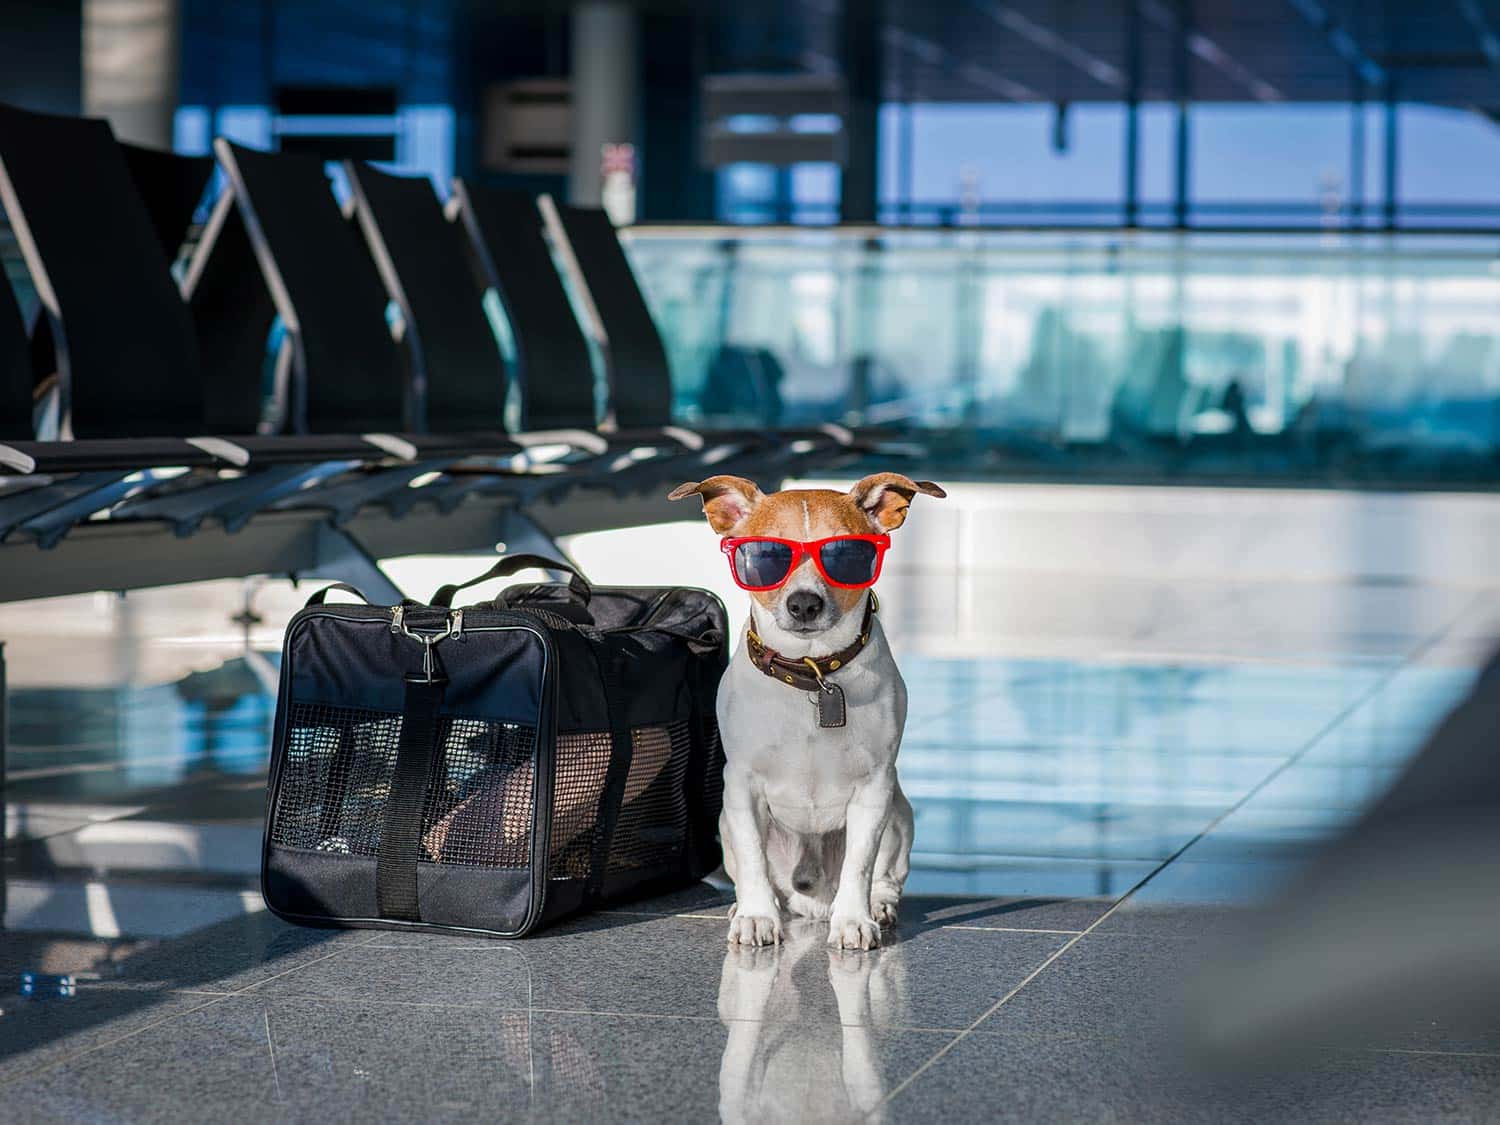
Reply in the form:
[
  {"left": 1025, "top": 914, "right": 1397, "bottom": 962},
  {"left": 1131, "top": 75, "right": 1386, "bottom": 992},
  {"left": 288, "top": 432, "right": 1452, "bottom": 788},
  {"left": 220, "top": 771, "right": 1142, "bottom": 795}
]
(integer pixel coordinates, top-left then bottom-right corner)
[
  {"left": 626, "top": 228, "right": 1500, "bottom": 484},
  {"left": 1189, "top": 103, "right": 1351, "bottom": 227},
  {"left": 1397, "top": 105, "right": 1500, "bottom": 229}
]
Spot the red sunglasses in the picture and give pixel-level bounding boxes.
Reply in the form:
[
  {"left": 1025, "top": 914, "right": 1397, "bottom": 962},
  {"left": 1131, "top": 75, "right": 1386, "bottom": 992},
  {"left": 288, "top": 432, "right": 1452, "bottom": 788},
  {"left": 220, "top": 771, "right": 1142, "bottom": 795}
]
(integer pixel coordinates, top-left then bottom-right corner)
[{"left": 720, "top": 534, "right": 891, "bottom": 591}]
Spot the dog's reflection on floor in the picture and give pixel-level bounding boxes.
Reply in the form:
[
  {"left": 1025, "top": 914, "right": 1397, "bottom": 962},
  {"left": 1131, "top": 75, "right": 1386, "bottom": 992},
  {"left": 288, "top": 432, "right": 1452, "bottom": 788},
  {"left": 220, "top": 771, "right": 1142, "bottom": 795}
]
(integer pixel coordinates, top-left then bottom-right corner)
[{"left": 717, "top": 918, "right": 907, "bottom": 1124}]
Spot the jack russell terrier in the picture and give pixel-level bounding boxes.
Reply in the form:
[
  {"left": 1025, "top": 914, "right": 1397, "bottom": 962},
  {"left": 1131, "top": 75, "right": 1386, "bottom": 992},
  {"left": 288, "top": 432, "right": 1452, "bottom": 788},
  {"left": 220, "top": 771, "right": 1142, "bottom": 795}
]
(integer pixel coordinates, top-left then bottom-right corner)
[{"left": 669, "top": 473, "right": 946, "bottom": 950}]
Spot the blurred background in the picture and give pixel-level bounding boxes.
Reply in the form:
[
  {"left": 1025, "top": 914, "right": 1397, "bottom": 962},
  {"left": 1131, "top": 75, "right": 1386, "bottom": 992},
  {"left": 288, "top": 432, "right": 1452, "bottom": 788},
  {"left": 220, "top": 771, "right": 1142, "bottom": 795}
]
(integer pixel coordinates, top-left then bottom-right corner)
[
  {"left": 4, "top": 0, "right": 1500, "bottom": 484},
  {"left": 0, "top": 1, "right": 1497, "bottom": 1118}
]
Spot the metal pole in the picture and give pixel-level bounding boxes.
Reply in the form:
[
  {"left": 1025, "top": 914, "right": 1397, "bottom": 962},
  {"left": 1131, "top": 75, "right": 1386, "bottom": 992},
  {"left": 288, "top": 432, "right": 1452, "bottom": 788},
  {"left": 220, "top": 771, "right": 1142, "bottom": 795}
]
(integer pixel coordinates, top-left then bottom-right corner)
[
  {"left": 1382, "top": 89, "right": 1398, "bottom": 231},
  {"left": 1124, "top": 0, "right": 1141, "bottom": 226},
  {"left": 82, "top": 0, "right": 182, "bottom": 148},
  {"left": 569, "top": 1, "right": 639, "bottom": 207},
  {"left": 839, "top": 0, "right": 883, "bottom": 223},
  {"left": 1350, "top": 79, "right": 1366, "bottom": 227},
  {"left": 1172, "top": 0, "right": 1190, "bottom": 229}
]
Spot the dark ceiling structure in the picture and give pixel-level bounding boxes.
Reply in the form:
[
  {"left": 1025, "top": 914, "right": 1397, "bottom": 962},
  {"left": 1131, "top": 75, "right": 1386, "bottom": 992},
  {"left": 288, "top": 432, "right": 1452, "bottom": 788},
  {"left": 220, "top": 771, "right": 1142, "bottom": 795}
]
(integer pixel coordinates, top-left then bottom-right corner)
[
  {"left": 712, "top": 0, "right": 1500, "bottom": 108},
  {"left": 172, "top": 1, "right": 1500, "bottom": 112}
]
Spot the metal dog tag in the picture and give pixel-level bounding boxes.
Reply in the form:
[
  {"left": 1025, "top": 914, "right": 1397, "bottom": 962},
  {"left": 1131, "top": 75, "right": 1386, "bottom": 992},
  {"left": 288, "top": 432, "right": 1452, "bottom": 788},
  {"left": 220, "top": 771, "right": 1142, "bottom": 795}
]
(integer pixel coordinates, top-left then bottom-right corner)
[{"left": 816, "top": 683, "right": 847, "bottom": 729}]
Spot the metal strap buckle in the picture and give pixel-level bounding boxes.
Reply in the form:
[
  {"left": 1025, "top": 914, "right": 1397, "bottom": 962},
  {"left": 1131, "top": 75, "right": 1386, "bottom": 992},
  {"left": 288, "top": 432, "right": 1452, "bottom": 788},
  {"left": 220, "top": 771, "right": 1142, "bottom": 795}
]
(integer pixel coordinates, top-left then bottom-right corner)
[{"left": 391, "top": 606, "right": 459, "bottom": 683}]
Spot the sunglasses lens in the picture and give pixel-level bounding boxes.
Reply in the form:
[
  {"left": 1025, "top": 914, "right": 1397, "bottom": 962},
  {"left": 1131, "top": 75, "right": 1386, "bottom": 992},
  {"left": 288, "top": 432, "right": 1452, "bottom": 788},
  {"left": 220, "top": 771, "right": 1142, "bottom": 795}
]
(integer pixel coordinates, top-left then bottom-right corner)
[
  {"left": 819, "top": 538, "right": 880, "bottom": 586},
  {"left": 734, "top": 540, "right": 795, "bottom": 588}
]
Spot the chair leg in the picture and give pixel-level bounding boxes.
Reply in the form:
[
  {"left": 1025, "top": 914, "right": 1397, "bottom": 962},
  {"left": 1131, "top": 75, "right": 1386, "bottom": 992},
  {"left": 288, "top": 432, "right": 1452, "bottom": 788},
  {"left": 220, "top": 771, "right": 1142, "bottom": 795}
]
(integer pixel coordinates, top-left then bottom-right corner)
[{"left": 301, "top": 520, "right": 404, "bottom": 605}]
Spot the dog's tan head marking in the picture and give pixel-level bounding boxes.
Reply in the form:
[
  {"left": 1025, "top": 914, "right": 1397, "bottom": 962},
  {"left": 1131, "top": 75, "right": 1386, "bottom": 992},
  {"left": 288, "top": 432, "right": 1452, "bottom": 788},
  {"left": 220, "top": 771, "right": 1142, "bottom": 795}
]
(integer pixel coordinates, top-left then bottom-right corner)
[{"left": 670, "top": 473, "right": 946, "bottom": 636}]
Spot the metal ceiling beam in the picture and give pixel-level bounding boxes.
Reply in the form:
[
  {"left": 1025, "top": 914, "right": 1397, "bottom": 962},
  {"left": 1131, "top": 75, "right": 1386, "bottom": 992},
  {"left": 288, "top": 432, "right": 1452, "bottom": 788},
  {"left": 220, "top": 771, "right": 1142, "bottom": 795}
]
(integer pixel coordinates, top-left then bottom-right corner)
[
  {"left": 881, "top": 25, "right": 1041, "bottom": 101},
  {"left": 1137, "top": 0, "right": 1284, "bottom": 102},
  {"left": 1454, "top": 0, "right": 1500, "bottom": 77},
  {"left": 1284, "top": 0, "right": 1388, "bottom": 89},
  {"left": 967, "top": 1, "right": 1126, "bottom": 92}
]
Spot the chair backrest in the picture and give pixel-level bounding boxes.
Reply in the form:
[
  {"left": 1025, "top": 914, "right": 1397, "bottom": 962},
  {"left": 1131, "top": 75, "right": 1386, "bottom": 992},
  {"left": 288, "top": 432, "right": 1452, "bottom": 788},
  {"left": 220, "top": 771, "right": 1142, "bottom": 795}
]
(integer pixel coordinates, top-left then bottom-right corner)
[
  {"left": 345, "top": 163, "right": 505, "bottom": 433},
  {"left": 0, "top": 102, "right": 204, "bottom": 439},
  {"left": 28, "top": 142, "right": 217, "bottom": 419},
  {"left": 451, "top": 181, "right": 598, "bottom": 432},
  {"left": 0, "top": 267, "right": 30, "bottom": 439},
  {"left": 542, "top": 201, "right": 673, "bottom": 429},
  {"left": 214, "top": 140, "right": 406, "bottom": 434},
  {"left": 119, "top": 143, "right": 214, "bottom": 261},
  {"left": 181, "top": 189, "right": 280, "bottom": 433}
]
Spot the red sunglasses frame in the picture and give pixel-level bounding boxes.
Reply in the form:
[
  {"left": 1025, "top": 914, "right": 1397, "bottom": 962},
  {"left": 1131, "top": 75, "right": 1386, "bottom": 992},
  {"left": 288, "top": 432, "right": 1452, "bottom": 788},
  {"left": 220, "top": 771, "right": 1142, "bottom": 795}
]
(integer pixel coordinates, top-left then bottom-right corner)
[{"left": 719, "top": 534, "right": 892, "bottom": 591}]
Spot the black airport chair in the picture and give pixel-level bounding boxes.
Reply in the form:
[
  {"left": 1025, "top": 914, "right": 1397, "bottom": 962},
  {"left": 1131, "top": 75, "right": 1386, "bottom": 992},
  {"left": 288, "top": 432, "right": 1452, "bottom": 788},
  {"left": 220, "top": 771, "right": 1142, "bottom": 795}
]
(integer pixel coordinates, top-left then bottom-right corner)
[
  {"left": 26, "top": 141, "right": 214, "bottom": 390},
  {"left": 0, "top": 260, "right": 32, "bottom": 448},
  {"left": 539, "top": 199, "right": 867, "bottom": 466},
  {"left": 345, "top": 163, "right": 695, "bottom": 502},
  {"left": 0, "top": 103, "right": 395, "bottom": 541},
  {"left": 119, "top": 142, "right": 214, "bottom": 262},
  {"left": 194, "top": 141, "right": 549, "bottom": 521},
  {"left": 449, "top": 181, "right": 784, "bottom": 497},
  {"left": 449, "top": 181, "right": 700, "bottom": 454},
  {"left": 209, "top": 142, "right": 526, "bottom": 455}
]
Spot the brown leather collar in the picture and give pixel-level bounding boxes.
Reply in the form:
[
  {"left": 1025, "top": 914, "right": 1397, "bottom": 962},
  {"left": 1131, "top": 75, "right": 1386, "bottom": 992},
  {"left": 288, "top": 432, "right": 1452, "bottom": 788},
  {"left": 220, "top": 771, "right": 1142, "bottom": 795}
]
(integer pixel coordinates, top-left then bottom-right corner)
[{"left": 745, "top": 592, "right": 877, "bottom": 691}]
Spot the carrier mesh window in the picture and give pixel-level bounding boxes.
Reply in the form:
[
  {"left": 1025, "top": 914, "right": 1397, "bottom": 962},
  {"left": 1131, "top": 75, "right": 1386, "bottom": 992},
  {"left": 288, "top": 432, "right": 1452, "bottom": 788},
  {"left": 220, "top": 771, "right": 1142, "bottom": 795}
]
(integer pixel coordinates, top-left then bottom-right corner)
[
  {"left": 422, "top": 718, "right": 538, "bottom": 868},
  {"left": 270, "top": 702, "right": 538, "bottom": 869},
  {"left": 608, "top": 720, "right": 692, "bottom": 873},
  {"left": 547, "top": 731, "right": 612, "bottom": 881},
  {"left": 702, "top": 717, "right": 725, "bottom": 814}
]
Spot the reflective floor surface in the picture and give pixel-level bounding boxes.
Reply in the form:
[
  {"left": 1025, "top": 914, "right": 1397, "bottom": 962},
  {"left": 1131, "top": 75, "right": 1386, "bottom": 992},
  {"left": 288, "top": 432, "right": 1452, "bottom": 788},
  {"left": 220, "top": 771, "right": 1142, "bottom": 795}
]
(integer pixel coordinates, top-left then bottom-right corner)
[{"left": 2, "top": 526, "right": 1498, "bottom": 1121}]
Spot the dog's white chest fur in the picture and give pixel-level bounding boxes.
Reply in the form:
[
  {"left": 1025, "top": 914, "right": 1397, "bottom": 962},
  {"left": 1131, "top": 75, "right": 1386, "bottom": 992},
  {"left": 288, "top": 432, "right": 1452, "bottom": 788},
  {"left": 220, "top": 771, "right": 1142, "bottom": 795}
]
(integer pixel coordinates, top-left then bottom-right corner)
[{"left": 718, "top": 620, "right": 905, "bottom": 835}]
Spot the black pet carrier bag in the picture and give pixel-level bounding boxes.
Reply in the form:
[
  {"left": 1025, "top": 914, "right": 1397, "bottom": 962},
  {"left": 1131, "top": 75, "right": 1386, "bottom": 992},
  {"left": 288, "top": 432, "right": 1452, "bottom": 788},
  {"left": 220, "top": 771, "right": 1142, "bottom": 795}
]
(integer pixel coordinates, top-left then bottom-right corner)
[{"left": 261, "top": 555, "right": 729, "bottom": 937}]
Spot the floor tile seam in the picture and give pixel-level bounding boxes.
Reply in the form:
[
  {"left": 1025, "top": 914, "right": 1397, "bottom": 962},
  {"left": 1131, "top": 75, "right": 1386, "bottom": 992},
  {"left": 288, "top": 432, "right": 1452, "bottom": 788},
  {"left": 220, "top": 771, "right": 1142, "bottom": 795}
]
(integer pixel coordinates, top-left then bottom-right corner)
[
  {"left": 1129, "top": 580, "right": 1258, "bottom": 645},
  {"left": 954, "top": 1027, "right": 1500, "bottom": 1059},
  {"left": 875, "top": 652, "right": 1423, "bottom": 1111},
  {"left": 561, "top": 915, "right": 1089, "bottom": 934},
  {"left": 936, "top": 925, "right": 1087, "bottom": 936},
  {"left": 596, "top": 910, "right": 731, "bottom": 921},
  {"left": 521, "top": 1008, "right": 968, "bottom": 1034},
  {"left": 1411, "top": 588, "right": 1497, "bottom": 663},
  {"left": 121, "top": 990, "right": 973, "bottom": 1033},
  {"left": 0, "top": 933, "right": 387, "bottom": 1088},
  {"left": 1353, "top": 1046, "right": 1500, "bottom": 1059},
  {"left": 871, "top": 929, "right": 1093, "bottom": 1112},
  {"left": 215, "top": 931, "right": 386, "bottom": 999},
  {"left": 0, "top": 992, "right": 230, "bottom": 1092}
]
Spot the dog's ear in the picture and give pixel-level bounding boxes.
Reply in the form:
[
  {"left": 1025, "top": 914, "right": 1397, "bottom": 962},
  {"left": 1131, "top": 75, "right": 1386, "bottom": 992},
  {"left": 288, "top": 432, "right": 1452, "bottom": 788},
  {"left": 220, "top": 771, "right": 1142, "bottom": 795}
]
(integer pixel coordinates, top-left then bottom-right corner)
[
  {"left": 667, "top": 476, "right": 765, "bottom": 534},
  {"left": 848, "top": 473, "right": 946, "bottom": 532}
]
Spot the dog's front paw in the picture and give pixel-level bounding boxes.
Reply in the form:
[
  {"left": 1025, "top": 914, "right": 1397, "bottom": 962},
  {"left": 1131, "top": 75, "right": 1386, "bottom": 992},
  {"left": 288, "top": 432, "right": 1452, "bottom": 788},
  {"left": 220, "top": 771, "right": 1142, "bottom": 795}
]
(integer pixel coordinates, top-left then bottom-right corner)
[
  {"left": 870, "top": 897, "right": 899, "bottom": 928},
  {"left": 827, "top": 912, "right": 882, "bottom": 951},
  {"left": 726, "top": 909, "right": 783, "bottom": 947}
]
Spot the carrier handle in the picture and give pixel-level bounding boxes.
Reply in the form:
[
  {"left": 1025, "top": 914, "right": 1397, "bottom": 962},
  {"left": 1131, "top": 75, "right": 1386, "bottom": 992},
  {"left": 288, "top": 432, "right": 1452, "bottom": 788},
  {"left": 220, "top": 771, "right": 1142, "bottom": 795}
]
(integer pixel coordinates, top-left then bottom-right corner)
[
  {"left": 305, "top": 582, "right": 370, "bottom": 606},
  {"left": 305, "top": 584, "right": 424, "bottom": 609},
  {"left": 431, "top": 554, "right": 591, "bottom": 608}
]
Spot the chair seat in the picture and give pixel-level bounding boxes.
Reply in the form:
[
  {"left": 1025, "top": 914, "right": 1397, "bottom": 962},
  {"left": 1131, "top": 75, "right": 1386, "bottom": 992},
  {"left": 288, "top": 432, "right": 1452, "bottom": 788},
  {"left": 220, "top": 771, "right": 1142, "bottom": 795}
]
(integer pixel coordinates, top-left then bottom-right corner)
[{"left": 0, "top": 438, "right": 222, "bottom": 475}]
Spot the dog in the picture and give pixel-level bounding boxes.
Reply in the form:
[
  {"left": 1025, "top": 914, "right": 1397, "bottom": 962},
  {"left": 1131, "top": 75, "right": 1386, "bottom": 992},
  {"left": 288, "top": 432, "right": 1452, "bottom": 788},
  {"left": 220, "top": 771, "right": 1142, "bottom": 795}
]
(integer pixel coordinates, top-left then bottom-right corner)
[{"left": 669, "top": 473, "right": 945, "bottom": 949}]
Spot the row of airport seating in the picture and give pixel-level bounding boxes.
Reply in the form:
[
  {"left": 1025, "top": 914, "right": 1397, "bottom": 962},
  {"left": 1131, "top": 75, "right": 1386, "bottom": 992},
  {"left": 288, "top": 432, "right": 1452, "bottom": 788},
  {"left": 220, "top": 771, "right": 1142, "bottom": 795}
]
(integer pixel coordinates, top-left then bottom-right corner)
[{"left": 0, "top": 102, "right": 870, "bottom": 552}]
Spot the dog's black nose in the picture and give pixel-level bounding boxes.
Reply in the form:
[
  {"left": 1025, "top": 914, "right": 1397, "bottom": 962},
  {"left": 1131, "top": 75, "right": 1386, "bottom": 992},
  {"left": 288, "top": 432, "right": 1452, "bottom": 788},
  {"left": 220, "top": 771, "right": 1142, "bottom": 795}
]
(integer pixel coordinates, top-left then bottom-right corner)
[{"left": 786, "top": 591, "right": 825, "bottom": 622}]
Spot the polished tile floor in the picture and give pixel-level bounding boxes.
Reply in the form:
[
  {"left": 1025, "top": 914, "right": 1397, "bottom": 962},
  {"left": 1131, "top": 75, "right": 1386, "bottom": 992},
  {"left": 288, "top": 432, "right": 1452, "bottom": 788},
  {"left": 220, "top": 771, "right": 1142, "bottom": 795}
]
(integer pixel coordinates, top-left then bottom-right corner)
[{"left": 1, "top": 539, "right": 1498, "bottom": 1121}]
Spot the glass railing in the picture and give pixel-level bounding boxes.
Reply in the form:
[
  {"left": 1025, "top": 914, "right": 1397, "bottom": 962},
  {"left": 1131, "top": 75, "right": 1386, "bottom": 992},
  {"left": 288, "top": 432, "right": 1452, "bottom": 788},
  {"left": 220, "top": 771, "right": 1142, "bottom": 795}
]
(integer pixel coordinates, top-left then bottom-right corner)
[{"left": 625, "top": 227, "right": 1500, "bottom": 486}]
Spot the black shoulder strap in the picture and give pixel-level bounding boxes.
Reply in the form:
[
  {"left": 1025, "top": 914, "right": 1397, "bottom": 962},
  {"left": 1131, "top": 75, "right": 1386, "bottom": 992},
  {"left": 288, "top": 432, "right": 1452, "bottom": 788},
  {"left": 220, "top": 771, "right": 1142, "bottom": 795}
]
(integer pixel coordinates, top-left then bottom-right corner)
[
  {"left": 583, "top": 637, "right": 635, "bottom": 903},
  {"left": 432, "top": 554, "right": 591, "bottom": 608},
  {"left": 375, "top": 677, "right": 446, "bottom": 922}
]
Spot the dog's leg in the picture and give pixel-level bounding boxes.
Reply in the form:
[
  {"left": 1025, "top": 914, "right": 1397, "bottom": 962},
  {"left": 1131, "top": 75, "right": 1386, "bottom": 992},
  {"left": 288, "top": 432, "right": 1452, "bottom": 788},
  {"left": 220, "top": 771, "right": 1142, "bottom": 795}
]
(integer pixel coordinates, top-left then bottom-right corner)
[
  {"left": 828, "top": 950, "right": 887, "bottom": 1120},
  {"left": 717, "top": 943, "right": 781, "bottom": 1124},
  {"left": 870, "top": 784, "right": 913, "bottom": 928},
  {"left": 827, "top": 769, "right": 895, "bottom": 950},
  {"left": 722, "top": 769, "right": 784, "bottom": 946}
]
